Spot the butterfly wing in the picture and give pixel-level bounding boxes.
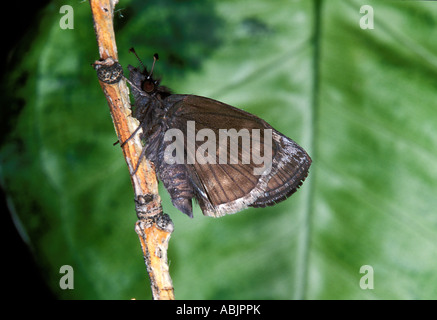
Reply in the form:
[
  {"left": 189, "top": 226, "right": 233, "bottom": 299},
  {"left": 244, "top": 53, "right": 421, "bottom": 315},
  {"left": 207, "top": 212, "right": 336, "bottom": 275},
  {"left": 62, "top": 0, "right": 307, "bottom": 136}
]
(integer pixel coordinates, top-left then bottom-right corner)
[{"left": 159, "top": 94, "right": 311, "bottom": 217}]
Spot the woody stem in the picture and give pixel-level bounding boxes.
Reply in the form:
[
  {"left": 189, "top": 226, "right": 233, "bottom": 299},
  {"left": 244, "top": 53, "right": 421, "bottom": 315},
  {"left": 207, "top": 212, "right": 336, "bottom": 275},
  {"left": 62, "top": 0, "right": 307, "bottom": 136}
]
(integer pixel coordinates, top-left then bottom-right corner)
[{"left": 89, "top": 0, "right": 175, "bottom": 300}]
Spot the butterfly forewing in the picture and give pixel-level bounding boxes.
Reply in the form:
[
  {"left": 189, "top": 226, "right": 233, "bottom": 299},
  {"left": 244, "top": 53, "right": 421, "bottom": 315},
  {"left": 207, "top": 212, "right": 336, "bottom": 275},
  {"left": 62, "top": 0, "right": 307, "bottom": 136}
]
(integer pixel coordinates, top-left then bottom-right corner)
[{"left": 163, "top": 95, "right": 310, "bottom": 217}]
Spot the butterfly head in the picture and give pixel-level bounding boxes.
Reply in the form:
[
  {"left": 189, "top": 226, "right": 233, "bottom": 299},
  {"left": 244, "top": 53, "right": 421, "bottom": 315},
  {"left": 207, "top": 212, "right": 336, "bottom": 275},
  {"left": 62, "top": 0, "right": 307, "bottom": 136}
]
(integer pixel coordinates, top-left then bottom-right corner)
[
  {"left": 140, "top": 53, "right": 159, "bottom": 94},
  {"left": 128, "top": 48, "right": 171, "bottom": 98}
]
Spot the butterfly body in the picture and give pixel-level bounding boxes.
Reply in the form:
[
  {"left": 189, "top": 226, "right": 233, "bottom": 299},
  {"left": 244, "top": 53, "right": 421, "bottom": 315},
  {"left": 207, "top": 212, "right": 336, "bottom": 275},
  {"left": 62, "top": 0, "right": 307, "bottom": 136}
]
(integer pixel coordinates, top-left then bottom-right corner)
[{"left": 128, "top": 63, "right": 311, "bottom": 218}]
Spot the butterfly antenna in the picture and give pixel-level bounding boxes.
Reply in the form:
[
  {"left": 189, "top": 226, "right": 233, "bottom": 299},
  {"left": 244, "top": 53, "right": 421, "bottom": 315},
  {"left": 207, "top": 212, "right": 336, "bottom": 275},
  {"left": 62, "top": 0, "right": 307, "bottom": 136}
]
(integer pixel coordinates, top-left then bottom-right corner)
[
  {"left": 129, "top": 47, "right": 146, "bottom": 71},
  {"left": 149, "top": 53, "right": 159, "bottom": 78}
]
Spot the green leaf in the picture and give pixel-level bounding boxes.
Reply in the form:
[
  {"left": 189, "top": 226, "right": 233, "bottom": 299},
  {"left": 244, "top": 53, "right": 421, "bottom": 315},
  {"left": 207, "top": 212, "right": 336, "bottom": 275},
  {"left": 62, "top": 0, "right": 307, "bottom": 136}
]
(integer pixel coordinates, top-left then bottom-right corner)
[{"left": 1, "top": 0, "right": 437, "bottom": 299}]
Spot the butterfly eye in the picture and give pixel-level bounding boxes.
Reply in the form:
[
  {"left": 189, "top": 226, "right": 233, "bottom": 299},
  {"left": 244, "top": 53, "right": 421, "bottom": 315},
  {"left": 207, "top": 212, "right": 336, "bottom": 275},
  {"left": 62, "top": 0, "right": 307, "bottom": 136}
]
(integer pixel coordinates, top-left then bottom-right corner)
[{"left": 142, "top": 80, "right": 155, "bottom": 93}]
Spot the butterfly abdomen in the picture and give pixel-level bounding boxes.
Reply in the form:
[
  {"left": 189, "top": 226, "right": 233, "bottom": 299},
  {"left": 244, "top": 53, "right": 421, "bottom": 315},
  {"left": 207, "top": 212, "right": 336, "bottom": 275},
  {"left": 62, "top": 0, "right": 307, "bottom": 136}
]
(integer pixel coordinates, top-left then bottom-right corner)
[{"left": 157, "top": 162, "right": 195, "bottom": 218}]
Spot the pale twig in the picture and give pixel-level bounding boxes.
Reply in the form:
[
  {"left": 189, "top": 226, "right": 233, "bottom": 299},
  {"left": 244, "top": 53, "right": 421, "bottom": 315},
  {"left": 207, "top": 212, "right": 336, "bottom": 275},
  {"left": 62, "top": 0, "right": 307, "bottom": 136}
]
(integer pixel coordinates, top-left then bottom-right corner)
[{"left": 89, "top": 0, "right": 175, "bottom": 300}]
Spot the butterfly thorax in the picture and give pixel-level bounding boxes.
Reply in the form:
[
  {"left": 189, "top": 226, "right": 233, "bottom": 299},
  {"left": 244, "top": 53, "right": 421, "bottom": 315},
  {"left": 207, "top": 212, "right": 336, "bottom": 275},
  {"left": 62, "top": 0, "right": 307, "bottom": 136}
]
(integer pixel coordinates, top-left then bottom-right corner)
[{"left": 128, "top": 65, "right": 171, "bottom": 114}]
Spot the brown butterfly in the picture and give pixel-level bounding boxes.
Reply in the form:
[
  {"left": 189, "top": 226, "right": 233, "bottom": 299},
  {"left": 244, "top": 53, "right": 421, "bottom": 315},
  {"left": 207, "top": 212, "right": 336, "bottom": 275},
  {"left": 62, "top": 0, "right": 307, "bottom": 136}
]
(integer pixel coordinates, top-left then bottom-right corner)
[{"left": 126, "top": 50, "right": 311, "bottom": 218}]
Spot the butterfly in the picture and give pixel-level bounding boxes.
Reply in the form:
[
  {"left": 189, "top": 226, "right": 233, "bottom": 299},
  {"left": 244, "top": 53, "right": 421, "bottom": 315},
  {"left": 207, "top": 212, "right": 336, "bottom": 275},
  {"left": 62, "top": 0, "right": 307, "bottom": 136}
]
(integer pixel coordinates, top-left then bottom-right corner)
[{"left": 125, "top": 50, "right": 311, "bottom": 218}]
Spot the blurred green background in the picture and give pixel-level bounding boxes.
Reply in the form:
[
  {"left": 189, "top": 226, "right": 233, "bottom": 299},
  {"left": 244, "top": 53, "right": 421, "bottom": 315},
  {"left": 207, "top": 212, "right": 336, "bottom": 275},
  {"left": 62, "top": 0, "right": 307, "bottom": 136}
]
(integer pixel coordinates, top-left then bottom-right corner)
[{"left": 1, "top": 0, "right": 437, "bottom": 299}]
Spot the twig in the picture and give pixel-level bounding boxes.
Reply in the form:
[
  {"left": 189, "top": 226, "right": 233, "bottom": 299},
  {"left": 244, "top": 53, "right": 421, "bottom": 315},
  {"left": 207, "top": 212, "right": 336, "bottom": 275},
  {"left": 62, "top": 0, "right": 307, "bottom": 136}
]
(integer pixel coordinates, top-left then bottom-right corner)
[{"left": 89, "top": 0, "right": 175, "bottom": 300}]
